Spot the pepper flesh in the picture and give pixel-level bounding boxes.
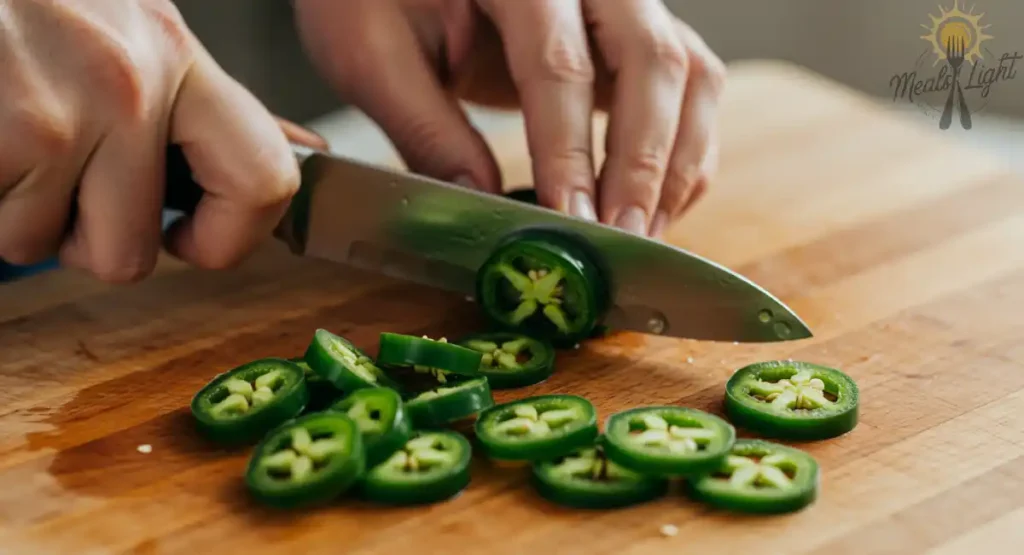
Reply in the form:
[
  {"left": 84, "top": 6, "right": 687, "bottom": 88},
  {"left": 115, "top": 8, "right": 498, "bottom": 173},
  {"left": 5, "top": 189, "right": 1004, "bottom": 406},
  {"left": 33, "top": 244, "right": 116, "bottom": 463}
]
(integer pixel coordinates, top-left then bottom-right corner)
[
  {"left": 361, "top": 430, "right": 472, "bottom": 505},
  {"left": 329, "top": 387, "right": 411, "bottom": 468},
  {"left": 245, "top": 412, "right": 365, "bottom": 508},
  {"left": 377, "top": 333, "right": 483, "bottom": 379},
  {"left": 602, "top": 406, "right": 735, "bottom": 477},
  {"left": 725, "top": 360, "right": 859, "bottom": 441},
  {"left": 686, "top": 439, "right": 819, "bottom": 514},
  {"left": 532, "top": 441, "right": 669, "bottom": 509},
  {"left": 476, "top": 230, "right": 608, "bottom": 345},
  {"left": 403, "top": 376, "right": 495, "bottom": 429},
  {"left": 475, "top": 395, "right": 598, "bottom": 461},
  {"left": 191, "top": 358, "right": 308, "bottom": 445},
  {"left": 304, "top": 329, "right": 396, "bottom": 392},
  {"left": 457, "top": 332, "right": 556, "bottom": 389}
]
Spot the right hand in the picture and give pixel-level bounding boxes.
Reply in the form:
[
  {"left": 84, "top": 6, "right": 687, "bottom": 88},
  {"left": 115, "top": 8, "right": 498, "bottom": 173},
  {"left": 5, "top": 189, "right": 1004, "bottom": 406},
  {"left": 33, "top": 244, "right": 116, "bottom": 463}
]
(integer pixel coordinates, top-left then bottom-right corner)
[{"left": 0, "top": 0, "right": 305, "bottom": 283}]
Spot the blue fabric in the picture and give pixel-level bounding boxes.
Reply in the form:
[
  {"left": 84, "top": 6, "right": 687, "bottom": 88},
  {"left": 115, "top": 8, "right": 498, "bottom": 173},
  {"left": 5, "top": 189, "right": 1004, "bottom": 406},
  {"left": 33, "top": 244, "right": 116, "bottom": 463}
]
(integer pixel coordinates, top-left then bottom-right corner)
[
  {"left": 0, "top": 258, "right": 60, "bottom": 282},
  {"left": 0, "top": 210, "right": 184, "bottom": 282}
]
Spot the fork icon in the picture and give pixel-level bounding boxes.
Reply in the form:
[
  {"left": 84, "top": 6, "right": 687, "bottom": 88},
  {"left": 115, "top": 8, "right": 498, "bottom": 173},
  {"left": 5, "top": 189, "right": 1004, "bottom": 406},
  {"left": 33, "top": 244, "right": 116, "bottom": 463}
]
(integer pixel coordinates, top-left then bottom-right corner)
[{"left": 940, "top": 36, "right": 972, "bottom": 130}]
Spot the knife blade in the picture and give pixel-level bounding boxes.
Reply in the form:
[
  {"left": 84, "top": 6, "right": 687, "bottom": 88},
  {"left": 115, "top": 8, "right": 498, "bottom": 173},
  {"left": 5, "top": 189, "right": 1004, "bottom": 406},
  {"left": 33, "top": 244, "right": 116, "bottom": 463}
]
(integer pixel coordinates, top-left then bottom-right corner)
[{"left": 164, "top": 144, "right": 811, "bottom": 343}]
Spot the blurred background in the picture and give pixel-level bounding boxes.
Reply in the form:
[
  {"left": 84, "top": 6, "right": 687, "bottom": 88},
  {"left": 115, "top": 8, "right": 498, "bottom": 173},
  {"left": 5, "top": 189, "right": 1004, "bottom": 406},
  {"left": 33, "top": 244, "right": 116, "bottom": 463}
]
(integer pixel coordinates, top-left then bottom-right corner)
[{"left": 173, "top": 0, "right": 1024, "bottom": 174}]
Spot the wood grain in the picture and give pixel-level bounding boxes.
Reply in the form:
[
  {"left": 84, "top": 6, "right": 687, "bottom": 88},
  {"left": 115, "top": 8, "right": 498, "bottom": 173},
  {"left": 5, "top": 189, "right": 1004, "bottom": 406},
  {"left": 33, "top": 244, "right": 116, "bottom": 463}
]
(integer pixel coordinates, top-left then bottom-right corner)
[{"left": 1, "top": 59, "right": 1023, "bottom": 554}]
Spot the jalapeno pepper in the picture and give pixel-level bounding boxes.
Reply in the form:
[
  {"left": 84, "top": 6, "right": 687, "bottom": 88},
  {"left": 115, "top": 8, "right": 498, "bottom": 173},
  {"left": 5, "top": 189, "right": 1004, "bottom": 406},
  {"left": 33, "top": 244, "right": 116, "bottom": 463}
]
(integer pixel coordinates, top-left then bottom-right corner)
[
  {"left": 601, "top": 406, "right": 735, "bottom": 478},
  {"left": 531, "top": 440, "right": 669, "bottom": 509},
  {"left": 475, "top": 230, "right": 609, "bottom": 345},
  {"left": 328, "top": 387, "right": 411, "bottom": 467},
  {"left": 403, "top": 376, "right": 494, "bottom": 429},
  {"left": 190, "top": 358, "right": 309, "bottom": 445},
  {"left": 304, "top": 328, "right": 397, "bottom": 392},
  {"left": 724, "top": 360, "right": 859, "bottom": 441},
  {"left": 361, "top": 430, "right": 472, "bottom": 505},
  {"left": 475, "top": 395, "right": 597, "bottom": 462},
  {"left": 685, "top": 439, "right": 819, "bottom": 514},
  {"left": 377, "top": 333, "right": 483, "bottom": 377},
  {"left": 289, "top": 357, "right": 343, "bottom": 413},
  {"left": 245, "top": 411, "right": 365, "bottom": 508},
  {"left": 455, "top": 332, "right": 556, "bottom": 389}
]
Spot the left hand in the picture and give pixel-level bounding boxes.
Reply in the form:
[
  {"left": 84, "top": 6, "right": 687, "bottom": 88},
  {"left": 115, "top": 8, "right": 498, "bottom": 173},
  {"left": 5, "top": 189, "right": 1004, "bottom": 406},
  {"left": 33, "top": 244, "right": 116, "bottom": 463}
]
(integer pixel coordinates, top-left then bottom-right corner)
[{"left": 294, "top": 0, "right": 725, "bottom": 238}]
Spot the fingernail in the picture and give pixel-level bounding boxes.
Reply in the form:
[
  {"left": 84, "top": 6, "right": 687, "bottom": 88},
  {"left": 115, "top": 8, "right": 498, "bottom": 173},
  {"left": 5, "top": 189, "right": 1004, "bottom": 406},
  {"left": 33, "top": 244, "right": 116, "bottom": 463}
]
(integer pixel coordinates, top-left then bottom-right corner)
[
  {"left": 569, "top": 190, "right": 597, "bottom": 222},
  {"left": 650, "top": 210, "right": 669, "bottom": 238},
  {"left": 454, "top": 175, "right": 476, "bottom": 189},
  {"left": 614, "top": 206, "right": 648, "bottom": 236}
]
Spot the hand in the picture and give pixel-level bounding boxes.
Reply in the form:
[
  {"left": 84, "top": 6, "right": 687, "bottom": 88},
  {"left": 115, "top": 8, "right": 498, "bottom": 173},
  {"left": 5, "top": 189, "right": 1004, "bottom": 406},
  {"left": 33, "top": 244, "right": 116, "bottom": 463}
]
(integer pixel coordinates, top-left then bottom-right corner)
[
  {"left": 0, "top": 0, "right": 304, "bottom": 283},
  {"left": 294, "top": 0, "right": 725, "bottom": 237}
]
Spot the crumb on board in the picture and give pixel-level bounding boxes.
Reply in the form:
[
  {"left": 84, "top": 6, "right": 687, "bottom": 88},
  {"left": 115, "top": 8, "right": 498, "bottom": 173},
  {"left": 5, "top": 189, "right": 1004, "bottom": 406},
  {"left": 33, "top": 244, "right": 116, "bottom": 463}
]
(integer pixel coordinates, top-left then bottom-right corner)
[
  {"left": 686, "top": 357, "right": 694, "bottom": 364},
  {"left": 660, "top": 524, "right": 679, "bottom": 537},
  {"left": 137, "top": 444, "right": 152, "bottom": 454}
]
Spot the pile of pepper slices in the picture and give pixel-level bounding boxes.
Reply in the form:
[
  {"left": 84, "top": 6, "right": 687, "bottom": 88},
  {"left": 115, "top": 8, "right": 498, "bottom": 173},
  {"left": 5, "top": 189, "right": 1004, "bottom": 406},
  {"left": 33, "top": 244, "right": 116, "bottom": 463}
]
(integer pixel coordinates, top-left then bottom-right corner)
[{"left": 189, "top": 227, "right": 860, "bottom": 513}]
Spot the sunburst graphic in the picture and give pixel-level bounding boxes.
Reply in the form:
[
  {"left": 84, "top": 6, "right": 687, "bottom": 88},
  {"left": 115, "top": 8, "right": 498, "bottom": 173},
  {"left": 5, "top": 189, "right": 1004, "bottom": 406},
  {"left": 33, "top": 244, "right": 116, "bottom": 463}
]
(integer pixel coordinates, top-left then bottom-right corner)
[{"left": 920, "top": 1, "right": 993, "bottom": 65}]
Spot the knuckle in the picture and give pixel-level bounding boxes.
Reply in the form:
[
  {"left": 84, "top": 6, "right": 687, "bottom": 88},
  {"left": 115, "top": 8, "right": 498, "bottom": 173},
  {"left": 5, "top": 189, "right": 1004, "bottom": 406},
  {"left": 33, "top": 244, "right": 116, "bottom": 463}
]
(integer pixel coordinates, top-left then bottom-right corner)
[
  {"left": 622, "top": 146, "right": 670, "bottom": 186},
  {"left": 691, "top": 53, "right": 728, "bottom": 95},
  {"left": 141, "top": 0, "right": 193, "bottom": 53},
  {"left": 20, "top": 103, "right": 76, "bottom": 158},
  {"left": 528, "top": 35, "right": 595, "bottom": 85},
  {"left": 242, "top": 154, "right": 301, "bottom": 207},
  {"left": 635, "top": 30, "right": 689, "bottom": 78}
]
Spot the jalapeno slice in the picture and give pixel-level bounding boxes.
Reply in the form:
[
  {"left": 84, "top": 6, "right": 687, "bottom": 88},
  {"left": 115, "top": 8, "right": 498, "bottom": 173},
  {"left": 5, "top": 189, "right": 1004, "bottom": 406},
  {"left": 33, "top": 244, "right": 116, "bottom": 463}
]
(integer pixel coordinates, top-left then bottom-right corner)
[
  {"left": 475, "top": 395, "right": 597, "bottom": 462},
  {"left": 685, "top": 439, "right": 819, "bottom": 514},
  {"left": 476, "top": 230, "right": 609, "bottom": 345},
  {"left": 328, "top": 387, "right": 411, "bottom": 467},
  {"left": 725, "top": 360, "right": 859, "bottom": 441},
  {"left": 361, "top": 430, "right": 472, "bottom": 505},
  {"left": 531, "top": 440, "right": 669, "bottom": 509},
  {"left": 377, "top": 333, "right": 483, "bottom": 377},
  {"left": 290, "top": 357, "right": 343, "bottom": 413},
  {"left": 602, "top": 406, "right": 735, "bottom": 478},
  {"left": 455, "top": 332, "right": 556, "bottom": 389},
  {"left": 304, "top": 328, "right": 397, "bottom": 391},
  {"left": 245, "top": 412, "right": 365, "bottom": 508},
  {"left": 190, "top": 358, "right": 309, "bottom": 445},
  {"left": 404, "top": 376, "right": 494, "bottom": 429}
]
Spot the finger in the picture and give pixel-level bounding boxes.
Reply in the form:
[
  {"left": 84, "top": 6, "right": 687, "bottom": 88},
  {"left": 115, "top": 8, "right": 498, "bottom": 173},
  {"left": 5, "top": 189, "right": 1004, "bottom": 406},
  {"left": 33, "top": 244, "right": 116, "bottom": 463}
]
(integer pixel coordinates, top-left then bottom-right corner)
[
  {"left": 165, "top": 50, "right": 299, "bottom": 270},
  {"left": 294, "top": 0, "right": 501, "bottom": 193},
  {"left": 586, "top": 0, "right": 689, "bottom": 235},
  {"left": 58, "top": 119, "right": 167, "bottom": 282},
  {"left": 651, "top": 22, "right": 726, "bottom": 237},
  {"left": 275, "top": 116, "right": 329, "bottom": 151},
  {"left": 0, "top": 170, "right": 75, "bottom": 265},
  {"left": 476, "top": 0, "right": 597, "bottom": 220}
]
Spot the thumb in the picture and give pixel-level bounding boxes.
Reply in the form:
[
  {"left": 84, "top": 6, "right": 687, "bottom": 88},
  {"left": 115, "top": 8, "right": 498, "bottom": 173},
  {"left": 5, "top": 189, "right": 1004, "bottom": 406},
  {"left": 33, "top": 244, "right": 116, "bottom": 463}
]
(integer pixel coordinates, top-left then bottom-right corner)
[{"left": 295, "top": 0, "right": 501, "bottom": 193}]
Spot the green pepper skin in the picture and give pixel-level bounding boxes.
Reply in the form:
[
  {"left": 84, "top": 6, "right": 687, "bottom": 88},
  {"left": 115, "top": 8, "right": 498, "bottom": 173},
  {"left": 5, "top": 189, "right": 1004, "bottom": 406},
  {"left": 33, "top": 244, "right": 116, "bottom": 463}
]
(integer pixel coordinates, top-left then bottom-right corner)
[
  {"left": 377, "top": 333, "right": 483, "bottom": 377},
  {"left": 724, "top": 360, "right": 859, "bottom": 441},
  {"left": 685, "top": 439, "right": 820, "bottom": 514},
  {"left": 404, "top": 377, "right": 495, "bottom": 429},
  {"left": 531, "top": 438, "right": 669, "bottom": 509},
  {"left": 304, "top": 328, "right": 398, "bottom": 392},
  {"left": 245, "top": 412, "right": 366, "bottom": 509},
  {"left": 475, "top": 395, "right": 598, "bottom": 462},
  {"left": 475, "top": 229, "right": 610, "bottom": 346},
  {"left": 455, "top": 332, "right": 556, "bottom": 389},
  {"left": 601, "top": 406, "right": 735, "bottom": 478},
  {"left": 361, "top": 430, "right": 472, "bottom": 505},
  {"left": 328, "top": 387, "right": 412, "bottom": 468},
  {"left": 290, "top": 357, "right": 343, "bottom": 413},
  {"left": 190, "top": 358, "right": 309, "bottom": 446}
]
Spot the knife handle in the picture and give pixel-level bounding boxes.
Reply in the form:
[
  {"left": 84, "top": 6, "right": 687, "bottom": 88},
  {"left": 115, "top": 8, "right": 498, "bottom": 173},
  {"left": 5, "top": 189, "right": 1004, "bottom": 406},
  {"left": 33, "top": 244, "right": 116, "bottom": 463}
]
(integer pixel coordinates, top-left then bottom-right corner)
[{"left": 163, "top": 145, "right": 204, "bottom": 217}]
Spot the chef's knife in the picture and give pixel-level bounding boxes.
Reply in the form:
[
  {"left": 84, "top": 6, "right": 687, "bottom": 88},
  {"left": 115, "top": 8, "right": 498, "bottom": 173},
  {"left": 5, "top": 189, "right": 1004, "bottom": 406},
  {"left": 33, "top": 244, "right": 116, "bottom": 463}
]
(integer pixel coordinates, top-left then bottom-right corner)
[{"left": 163, "top": 144, "right": 811, "bottom": 343}]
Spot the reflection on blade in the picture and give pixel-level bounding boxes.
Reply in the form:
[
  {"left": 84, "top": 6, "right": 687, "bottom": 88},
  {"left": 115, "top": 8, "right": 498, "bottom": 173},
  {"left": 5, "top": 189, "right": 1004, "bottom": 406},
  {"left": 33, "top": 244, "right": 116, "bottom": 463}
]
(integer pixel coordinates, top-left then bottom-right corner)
[{"left": 286, "top": 152, "right": 812, "bottom": 343}]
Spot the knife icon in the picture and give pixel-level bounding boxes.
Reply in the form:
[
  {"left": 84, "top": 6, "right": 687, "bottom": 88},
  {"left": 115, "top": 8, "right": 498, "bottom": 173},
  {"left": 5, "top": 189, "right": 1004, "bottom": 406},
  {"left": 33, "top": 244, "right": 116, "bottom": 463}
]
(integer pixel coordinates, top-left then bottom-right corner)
[{"left": 163, "top": 144, "right": 811, "bottom": 343}]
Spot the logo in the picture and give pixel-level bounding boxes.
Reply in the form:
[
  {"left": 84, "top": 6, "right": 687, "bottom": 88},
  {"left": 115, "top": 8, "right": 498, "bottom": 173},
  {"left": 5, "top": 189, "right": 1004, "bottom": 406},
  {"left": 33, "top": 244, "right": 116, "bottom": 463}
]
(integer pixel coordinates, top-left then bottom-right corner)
[{"left": 889, "top": 1, "right": 1020, "bottom": 129}]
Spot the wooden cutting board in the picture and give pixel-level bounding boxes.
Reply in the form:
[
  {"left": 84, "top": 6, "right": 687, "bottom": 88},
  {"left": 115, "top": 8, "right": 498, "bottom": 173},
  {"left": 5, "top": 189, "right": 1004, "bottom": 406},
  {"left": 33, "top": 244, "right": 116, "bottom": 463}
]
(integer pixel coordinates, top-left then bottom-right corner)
[{"left": 2, "top": 59, "right": 1023, "bottom": 555}]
